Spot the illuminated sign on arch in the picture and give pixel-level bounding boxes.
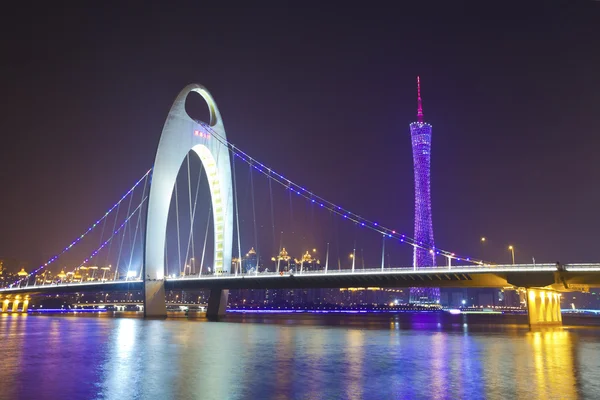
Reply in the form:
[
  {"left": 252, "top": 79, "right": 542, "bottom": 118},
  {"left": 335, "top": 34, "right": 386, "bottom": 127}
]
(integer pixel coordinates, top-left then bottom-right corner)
[{"left": 194, "top": 130, "right": 210, "bottom": 139}]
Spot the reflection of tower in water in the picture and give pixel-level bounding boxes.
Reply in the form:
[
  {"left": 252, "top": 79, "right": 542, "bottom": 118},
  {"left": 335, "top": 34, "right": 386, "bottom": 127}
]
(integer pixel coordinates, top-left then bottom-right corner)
[{"left": 408, "top": 77, "right": 439, "bottom": 304}]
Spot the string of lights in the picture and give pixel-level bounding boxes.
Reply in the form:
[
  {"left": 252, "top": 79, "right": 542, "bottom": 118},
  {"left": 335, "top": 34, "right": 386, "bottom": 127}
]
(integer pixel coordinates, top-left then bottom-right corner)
[
  {"left": 74, "top": 196, "right": 148, "bottom": 273},
  {"left": 201, "top": 123, "right": 490, "bottom": 267},
  {"left": 9, "top": 121, "right": 492, "bottom": 289},
  {"left": 9, "top": 169, "right": 151, "bottom": 287}
]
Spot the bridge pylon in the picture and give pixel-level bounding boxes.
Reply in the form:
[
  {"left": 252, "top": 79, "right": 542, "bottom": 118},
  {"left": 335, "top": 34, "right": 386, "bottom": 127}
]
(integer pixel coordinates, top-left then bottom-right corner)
[{"left": 143, "top": 84, "right": 233, "bottom": 318}]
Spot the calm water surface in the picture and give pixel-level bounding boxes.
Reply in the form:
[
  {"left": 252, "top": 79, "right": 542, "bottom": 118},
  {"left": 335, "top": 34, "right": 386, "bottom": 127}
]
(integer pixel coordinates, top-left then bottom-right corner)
[{"left": 1, "top": 313, "right": 600, "bottom": 399}]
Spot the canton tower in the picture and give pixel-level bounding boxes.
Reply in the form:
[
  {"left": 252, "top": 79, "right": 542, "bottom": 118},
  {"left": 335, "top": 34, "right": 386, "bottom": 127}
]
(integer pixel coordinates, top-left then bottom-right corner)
[{"left": 409, "top": 77, "right": 440, "bottom": 304}]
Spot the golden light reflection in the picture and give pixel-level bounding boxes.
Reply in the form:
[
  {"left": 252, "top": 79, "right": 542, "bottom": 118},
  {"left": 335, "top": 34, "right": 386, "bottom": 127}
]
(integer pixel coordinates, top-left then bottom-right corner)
[
  {"left": 304, "top": 328, "right": 326, "bottom": 398},
  {"left": 345, "top": 330, "right": 364, "bottom": 400},
  {"left": 274, "top": 327, "right": 294, "bottom": 400},
  {"left": 0, "top": 312, "right": 28, "bottom": 400},
  {"left": 528, "top": 330, "right": 576, "bottom": 399}
]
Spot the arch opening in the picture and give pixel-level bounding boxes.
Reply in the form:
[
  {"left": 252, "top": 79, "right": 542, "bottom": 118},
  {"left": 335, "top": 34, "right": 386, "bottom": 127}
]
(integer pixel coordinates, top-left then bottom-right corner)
[
  {"left": 185, "top": 90, "right": 214, "bottom": 126},
  {"left": 164, "top": 150, "right": 215, "bottom": 278}
]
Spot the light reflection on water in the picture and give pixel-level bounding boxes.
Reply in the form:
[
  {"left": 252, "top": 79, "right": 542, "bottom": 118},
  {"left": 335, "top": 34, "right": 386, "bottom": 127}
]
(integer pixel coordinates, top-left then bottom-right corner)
[{"left": 1, "top": 313, "right": 600, "bottom": 399}]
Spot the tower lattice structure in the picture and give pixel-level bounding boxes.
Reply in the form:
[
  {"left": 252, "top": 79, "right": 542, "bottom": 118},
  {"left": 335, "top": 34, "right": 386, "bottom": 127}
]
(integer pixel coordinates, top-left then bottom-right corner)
[{"left": 409, "top": 77, "right": 440, "bottom": 304}]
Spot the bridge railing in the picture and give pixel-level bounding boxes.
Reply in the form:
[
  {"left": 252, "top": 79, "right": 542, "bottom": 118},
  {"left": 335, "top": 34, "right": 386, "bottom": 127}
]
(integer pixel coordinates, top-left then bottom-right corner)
[
  {"left": 166, "top": 263, "right": 568, "bottom": 281},
  {"left": 561, "top": 263, "right": 600, "bottom": 271},
  {"left": 3, "top": 263, "right": 600, "bottom": 293},
  {"left": 0, "top": 279, "right": 143, "bottom": 293}
]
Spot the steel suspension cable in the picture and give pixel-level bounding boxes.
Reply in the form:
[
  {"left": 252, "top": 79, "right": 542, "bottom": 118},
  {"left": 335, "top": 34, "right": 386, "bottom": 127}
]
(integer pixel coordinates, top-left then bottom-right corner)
[
  {"left": 204, "top": 127, "right": 487, "bottom": 266},
  {"left": 232, "top": 146, "right": 242, "bottom": 276},
  {"left": 76, "top": 197, "right": 148, "bottom": 272},
  {"left": 115, "top": 181, "right": 135, "bottom": 278},
  {"left": 268, "top": 170, "right": 277, "bottom": 269},
  {"left": 105, "top": 201, "right": 121, "bottom": 279},
  {"left": 186, "top": 154, "right": 195, "bottom": 274},
  {"left": 127, "top": 174, "right": 149, "bottom": 279},
  {"left": 10, "top": 169, "right": 151, "bottom": 287},
  {"left": 174, "top": 178, "right": 183, "bottom": 276},
  {"left": 249, "top": 164, "right": 259, "bottom": 275},
  {"left": 183, "top": 155, "right": 203, "bottom": 275},
  {"left": 200, "top": 206, "right": 211, "bottom": 276}
]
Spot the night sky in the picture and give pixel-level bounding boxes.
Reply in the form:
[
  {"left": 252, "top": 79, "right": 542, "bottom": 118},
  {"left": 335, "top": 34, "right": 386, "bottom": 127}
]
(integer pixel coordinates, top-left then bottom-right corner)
[{"left": 1, "top": 3, "right": 600, "bottom": 272}]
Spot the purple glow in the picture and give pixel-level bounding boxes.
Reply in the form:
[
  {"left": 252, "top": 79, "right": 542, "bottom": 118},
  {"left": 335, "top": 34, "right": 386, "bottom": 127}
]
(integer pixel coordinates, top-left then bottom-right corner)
[
  {"left": 409, "top": 77, "right": 440, "bottom": 304},
  {"left": 28, "top": 309, "right": 108, "bottom": 313},
  {"left": 226, "top": 309, "right": 440, "bottom": 314}
]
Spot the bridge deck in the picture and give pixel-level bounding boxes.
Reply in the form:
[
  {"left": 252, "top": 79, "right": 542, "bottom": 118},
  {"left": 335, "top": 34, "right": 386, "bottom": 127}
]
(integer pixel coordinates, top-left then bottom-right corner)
[{"left": 1, "top": 264, "right": 599, "bottom": 296}]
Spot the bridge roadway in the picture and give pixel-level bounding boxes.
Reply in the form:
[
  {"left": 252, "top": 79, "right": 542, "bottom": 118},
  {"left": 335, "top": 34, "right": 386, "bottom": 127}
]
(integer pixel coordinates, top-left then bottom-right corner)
[{"left": 2, "top": 263, "right": 600, "bottom": 296}]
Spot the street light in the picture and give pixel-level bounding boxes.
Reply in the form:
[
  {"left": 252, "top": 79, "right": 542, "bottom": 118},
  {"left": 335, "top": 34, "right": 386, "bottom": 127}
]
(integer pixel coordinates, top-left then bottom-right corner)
[
  {"left": 480, "top": 237, "right": 487, "bottom": 261},
  {"left": 508, "top": 246, "right": 515, "bottom": 265}
]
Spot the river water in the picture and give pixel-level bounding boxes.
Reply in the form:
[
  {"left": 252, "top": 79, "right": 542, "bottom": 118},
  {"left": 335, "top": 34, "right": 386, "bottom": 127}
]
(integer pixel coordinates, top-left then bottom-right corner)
[{"left": 1, "top": 312, "right": 599, "bottom": 399}]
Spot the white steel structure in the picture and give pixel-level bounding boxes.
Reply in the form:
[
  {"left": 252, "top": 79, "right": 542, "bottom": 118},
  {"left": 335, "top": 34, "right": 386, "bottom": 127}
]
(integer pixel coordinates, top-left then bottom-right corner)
[{"left": 144, "top": 84, "right": 233, "bottom": 318}]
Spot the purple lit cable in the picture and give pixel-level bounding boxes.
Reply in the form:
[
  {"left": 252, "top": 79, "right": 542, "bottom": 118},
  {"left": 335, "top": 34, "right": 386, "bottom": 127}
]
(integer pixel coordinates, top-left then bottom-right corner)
[
  {"left": 200, "top": 123, "right": 489, "bottom": 267},
  {"left": 9, "top": 169, "right": 151, "bottom": 287}
]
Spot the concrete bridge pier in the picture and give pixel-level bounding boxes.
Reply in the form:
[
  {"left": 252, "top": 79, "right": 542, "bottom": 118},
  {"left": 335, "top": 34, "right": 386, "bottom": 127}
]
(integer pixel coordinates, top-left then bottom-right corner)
[
  {"left": 526, "top": 288, "right": 562, "bottom": 327},
  {"left": 144, "top": 280, "right": 167, "bottom": 318},
  {"left": 21, "top": 299, "right": 29, "bottom": 312},
  {"left": 11, "top": 300, "right": 20, "bottom": 313},
  {"left": 206, "top": 289, "right": 229, "bottom": 321},
  {"left": 2, "top": 299, "right": 8, "bottom": 312}
]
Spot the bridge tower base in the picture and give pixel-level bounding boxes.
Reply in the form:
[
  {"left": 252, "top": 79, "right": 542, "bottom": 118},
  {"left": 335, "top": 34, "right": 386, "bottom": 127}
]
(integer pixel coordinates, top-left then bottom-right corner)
[
  {"left": 526, "top": 288, "right": 562, "bottom": 327},
  {"left": 206, "top": 289, "right": 229, "bottom": 321},
  {"left": 144, "top": 280, "right": 167, "bottom": 318}
]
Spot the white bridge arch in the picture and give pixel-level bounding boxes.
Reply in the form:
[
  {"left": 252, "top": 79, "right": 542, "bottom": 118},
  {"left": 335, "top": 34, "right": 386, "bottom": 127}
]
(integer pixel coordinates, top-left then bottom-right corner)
[{"left": 143, "top": 84, "right": 233, "bottom": 317}]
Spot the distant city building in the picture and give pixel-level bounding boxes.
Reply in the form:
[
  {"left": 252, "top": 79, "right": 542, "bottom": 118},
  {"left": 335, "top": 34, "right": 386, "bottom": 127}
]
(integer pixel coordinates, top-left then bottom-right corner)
[
  {"left": 295, "top": 250, "right": 321, "bottom": 272},
  {"left": 271, "top": 247, "right": 292, "bottom": 272},
  {"left": 242, "top": 247, "right": 258, "bottom": 273},
  {"left": 409, "top": 77, "right": 440, "bottom": 304}
]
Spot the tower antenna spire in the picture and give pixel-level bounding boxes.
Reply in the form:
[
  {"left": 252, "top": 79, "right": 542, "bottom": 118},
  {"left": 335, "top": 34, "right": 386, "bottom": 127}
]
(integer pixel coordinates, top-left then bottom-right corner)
[{"left": 417, "top": 76, "right": 424, "bottom": 123}]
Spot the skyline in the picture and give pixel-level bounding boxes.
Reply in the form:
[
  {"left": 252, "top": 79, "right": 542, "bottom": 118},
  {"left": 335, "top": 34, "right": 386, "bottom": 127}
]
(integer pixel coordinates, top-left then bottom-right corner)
[{"left": 1, "top": 3, "right": 600, "bottom": 270}]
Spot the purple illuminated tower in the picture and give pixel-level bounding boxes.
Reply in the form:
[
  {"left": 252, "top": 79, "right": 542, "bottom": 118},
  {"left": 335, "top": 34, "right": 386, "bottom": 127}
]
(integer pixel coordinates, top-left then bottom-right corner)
[{"left": 409, "top": 77, "right": 440, "bottom": 304}]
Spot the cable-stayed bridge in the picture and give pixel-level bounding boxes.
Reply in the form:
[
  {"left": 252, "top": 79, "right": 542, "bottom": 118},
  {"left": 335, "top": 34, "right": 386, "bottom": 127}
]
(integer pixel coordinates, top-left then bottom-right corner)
[{"left": 1, "top": 84, "right": 597, "bottom": 326}]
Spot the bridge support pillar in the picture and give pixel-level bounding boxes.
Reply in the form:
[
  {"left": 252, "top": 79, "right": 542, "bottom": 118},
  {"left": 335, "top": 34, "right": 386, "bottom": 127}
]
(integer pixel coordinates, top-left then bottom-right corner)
[
  {"left": 2, "top": 299, "right": 8, "bottom": 312},
  {"left": 526, "top": 288, "right": 562, "bottom": 327},
  {"left": 11, "top": 300, "right": 19, "bottom": 313},
  {"left": 144, "top": 280, "right": 167, "bottom": 318},
  {"left": 206, "top": 289, "right": 229, "bottom": 321},
  {"left": 21, "top": 299, "right": 29, "bottom": 313}
]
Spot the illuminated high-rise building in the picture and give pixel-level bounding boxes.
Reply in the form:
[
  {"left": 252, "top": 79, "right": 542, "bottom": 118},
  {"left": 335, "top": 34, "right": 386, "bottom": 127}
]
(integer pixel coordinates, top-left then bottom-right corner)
[{"left": 409, "top": 77, "right": 440, "bottom": 304}]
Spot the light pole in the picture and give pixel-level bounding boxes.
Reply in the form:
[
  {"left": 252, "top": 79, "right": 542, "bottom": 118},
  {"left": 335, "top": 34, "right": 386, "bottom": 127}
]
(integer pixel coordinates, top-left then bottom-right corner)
[
  {"left": 508, "top": 245, "right": 515, "bottom": 265},
  {"left": 480, "top": 237, "right": 486, "bottom": 261},
  {"left": 325, "top": 242, "right": 330, "bottom": 273},
  {"left": 350, "top": 250, "right": 356, "bottom": 272}
]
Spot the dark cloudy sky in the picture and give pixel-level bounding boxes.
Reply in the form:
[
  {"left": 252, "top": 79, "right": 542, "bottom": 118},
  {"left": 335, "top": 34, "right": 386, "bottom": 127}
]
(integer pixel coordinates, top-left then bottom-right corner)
[{"left": 1, "top": 2, "right": 599, "bottom": 271}]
